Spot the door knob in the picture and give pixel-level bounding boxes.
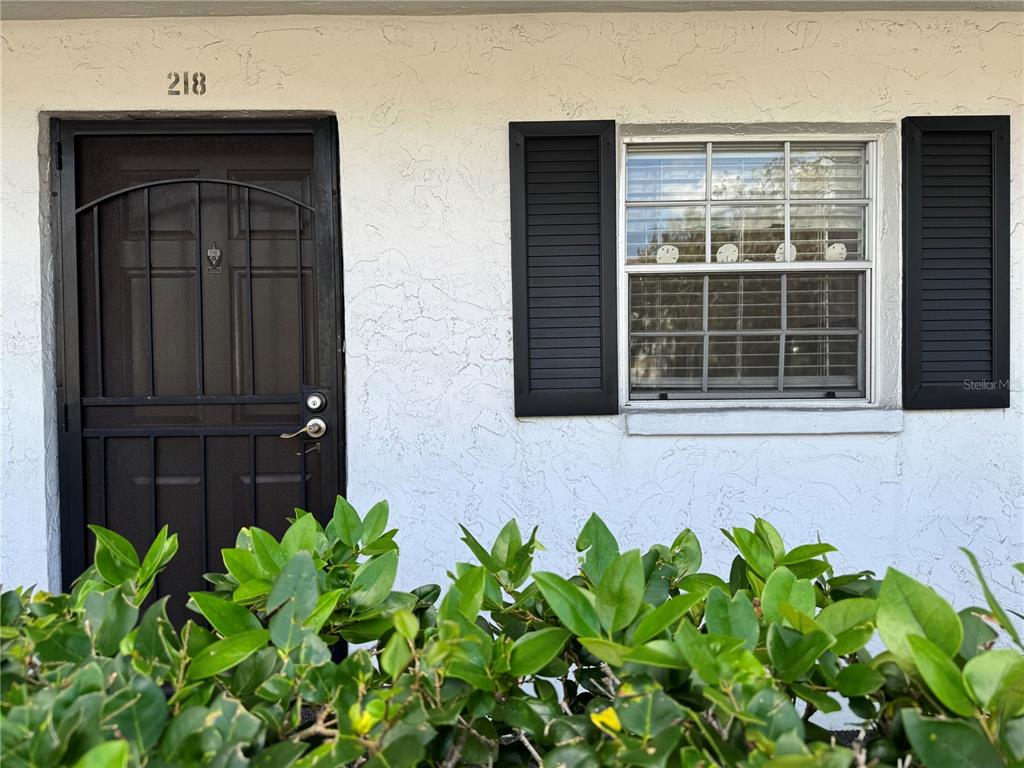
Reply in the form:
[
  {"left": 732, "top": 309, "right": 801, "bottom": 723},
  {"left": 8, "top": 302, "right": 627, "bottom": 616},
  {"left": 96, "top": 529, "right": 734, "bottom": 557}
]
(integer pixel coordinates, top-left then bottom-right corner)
[{"left": 280, "top": 418, "right": 327, "bottom": 440}]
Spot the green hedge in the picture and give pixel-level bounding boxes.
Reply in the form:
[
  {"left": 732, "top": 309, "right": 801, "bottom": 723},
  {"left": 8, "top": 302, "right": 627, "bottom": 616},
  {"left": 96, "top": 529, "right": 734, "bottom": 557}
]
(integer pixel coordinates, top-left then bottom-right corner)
[{"left": 2, "top": 499, "right": 1022, "bottom": 767}]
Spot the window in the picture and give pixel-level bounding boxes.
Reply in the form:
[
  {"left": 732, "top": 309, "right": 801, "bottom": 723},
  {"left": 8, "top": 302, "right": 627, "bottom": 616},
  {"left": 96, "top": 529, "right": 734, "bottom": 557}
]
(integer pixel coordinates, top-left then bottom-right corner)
[{"left": 624, "top": 139, "right": 872, "bottom": 401}]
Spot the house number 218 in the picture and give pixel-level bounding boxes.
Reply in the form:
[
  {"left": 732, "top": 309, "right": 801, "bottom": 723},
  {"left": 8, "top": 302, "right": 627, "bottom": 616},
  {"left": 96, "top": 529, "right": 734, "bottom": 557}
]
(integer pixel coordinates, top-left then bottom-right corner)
[{"left": 167, "top": 72, "right": 207, "bottom": 96}]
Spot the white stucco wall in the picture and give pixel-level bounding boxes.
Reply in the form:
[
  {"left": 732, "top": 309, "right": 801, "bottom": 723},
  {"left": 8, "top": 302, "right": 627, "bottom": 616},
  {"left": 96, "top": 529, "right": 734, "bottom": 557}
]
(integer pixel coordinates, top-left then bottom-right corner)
[{"left": 1, "top": 11, "right": 1022, "bottom": 614}]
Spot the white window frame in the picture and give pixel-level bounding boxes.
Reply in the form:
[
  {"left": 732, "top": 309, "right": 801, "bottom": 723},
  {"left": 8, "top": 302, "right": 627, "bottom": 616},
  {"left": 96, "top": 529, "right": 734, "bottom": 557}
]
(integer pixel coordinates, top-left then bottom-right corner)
[{"left": 617, "top": 129, "right": 884, "bottom": 411}]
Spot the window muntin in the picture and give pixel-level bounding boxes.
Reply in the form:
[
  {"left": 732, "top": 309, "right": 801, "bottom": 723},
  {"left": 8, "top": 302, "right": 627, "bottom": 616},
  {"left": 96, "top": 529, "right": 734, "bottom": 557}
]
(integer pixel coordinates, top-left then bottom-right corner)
[{"left": 624, "top": 139, "right": 872, "bottom": 401}]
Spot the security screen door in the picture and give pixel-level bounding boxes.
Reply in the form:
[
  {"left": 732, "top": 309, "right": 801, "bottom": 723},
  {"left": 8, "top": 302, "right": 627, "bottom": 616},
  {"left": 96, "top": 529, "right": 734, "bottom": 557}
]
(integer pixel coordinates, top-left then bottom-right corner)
[{"left": 55, "top": 119, "right": 343, "bottom": 621}]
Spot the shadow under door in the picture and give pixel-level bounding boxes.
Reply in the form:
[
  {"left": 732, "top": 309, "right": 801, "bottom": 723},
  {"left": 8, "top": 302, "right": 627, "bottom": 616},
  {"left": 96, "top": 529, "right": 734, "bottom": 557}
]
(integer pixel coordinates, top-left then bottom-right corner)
[{"left": 55, "top": 119, "right": 343, "bottom": 622}]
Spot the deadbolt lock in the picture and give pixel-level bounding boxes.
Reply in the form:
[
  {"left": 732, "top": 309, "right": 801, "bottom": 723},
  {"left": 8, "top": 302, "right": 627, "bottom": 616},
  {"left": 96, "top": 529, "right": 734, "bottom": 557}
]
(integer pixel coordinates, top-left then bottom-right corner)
[
  {"left": 305, "top": 392, "right": 327, "bottom": 412},
  {"left": 280, "top": 418, "right": 327, "bottom": 440}
]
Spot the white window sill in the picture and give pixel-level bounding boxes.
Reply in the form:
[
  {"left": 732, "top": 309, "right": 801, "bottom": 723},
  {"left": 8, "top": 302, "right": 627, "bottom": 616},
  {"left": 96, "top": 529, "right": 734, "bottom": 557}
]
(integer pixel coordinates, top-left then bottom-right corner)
[{"left": 624, "top": 408, "right": 904, "bottom": 436}]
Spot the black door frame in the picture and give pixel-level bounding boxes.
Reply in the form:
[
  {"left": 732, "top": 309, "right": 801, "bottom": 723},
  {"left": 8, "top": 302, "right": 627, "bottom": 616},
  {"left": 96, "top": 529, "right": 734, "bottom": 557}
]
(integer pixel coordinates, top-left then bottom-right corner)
[{"left": 51, "top": 116, "right": 346, "bottom": 590}]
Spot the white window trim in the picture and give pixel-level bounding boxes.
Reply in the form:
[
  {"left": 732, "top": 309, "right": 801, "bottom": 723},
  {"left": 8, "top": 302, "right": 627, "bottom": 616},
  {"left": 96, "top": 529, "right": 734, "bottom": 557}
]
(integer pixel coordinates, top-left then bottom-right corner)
[{"left": 616, "top": 126, "right": 899, "bottom": 416}]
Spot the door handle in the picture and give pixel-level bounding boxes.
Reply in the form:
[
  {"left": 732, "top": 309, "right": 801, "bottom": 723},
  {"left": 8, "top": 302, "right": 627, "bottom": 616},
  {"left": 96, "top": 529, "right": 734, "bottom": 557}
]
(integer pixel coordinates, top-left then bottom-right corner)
[{"left": 280, "top": 418, "right": 327, "bottom": 440}]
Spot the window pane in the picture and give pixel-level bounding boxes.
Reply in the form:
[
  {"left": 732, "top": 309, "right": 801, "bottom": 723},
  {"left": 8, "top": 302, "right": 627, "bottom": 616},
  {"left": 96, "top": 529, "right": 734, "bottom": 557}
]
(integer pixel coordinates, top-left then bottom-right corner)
[
  {"left": 630, "top": 337, "right": 703, "bottom": 395},
  {"left": 708, "top": 274, "right": 781, "bottom": 331},
  {"left": 787, "top": 273, "right": 862, "bottom": 330},
  {"left": 710, "top": 205, "right": 784, "bottom": 262},
  {"left": 790, "top": 204, "right": 866, "bottom": 262},
  {"left": 783, "top": 335, "right": 860, "bottom": 391},
  {"left": 629, "top": 274, "right": 703, "bottom": 333},
  {"left": 711, "top": 143, "right": 784, "bottom": 199},
  {"left": 708, "top": 335, "right": 780, "bottom": 391},
  {"left": 790, "top": 144, "right": 865, "bottom": 198},
  {"left": 626, "top": 206, "right": 705, "bottom": 264},
  {"left": 627, "top": 146, "right": 706, "bottom": 201}
]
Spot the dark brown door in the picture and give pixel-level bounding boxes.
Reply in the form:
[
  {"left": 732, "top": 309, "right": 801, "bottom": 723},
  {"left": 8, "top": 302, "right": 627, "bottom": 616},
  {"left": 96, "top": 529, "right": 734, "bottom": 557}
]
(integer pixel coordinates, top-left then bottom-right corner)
[{"left": 55, "top": 119, "right": 343, "bottom": 620}]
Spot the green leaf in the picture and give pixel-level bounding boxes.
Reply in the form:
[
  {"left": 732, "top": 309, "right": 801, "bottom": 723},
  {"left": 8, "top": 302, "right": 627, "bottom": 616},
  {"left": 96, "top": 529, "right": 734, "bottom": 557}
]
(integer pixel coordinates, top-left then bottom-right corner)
[
  {"left": 222, "top": 547, "right": 267, "bottom": 582},
  {"left": 746, "top": 687, "right": 804, "bottom": 741},
  {"left": 251, "top": 742, "right": 308, "bottom": 768},
  {"left": 961, "top": 548, "right": 1022, "bottom": 649},
  {"left": 831, "top": 624, "right": 875, "bottom": 656},
  {"left": 577, "top": 513, "right": 619, "bottom": 584},
  {"left": 509, "top": 628, "right": 570, "bottom": 676},
  {"left": 139, "top": 526, "right": 177, "bottom": 586},
  {"left": 304, "top": 588, "right": 344, "bottom": 633},
  {"left": 754, "top": 518, "right": 786, "bottom": 559},
  {"left": 631, "top": 592, "right": 701, "bottom": 644},
  {"left": 778, "top": 543, "right": 837, "bottom": 565},
  {"left": 88, "top": 525, "right": 140, "bottom": 568},
  {"left": 72, "top": 740, "right": 130, "bottom": 768},
  {"left": 187, "top": 629, "right": 269, "bottom": 679},
  {"left": 761, "top": 567, "right": 816, "bottom": 625},
  {"left": 381, "top": 632, "right": 412, "bottom": 679},
  {"left": 670, "top": 528, "right": 702, "bottom": 575},
  {"left": 364, "top": 733, "right": 427, "bottom": 768},
  {"left": 834, "top": 664, "right": 885, "bottom": 696},
  {"left": 534, "top": 572, "right": 601, "bottom": 638},
  {"left": 617, "top": 683, "right": 684, "bottom": 740},
  {"left": 189, "top": 591, "right": 262, "bottom": 636},
  {"left": 780, "top": 604, "right": 822, "bottom": 635},
  {"left": 234, "top": 579, "right": 272, "bottom": 604},
  {"left": 959, "top": 607, "right": 999, "bottom": 660},
  {"left": 908, "top": 634, "right": 976, "bottom": 716},
  {"left": 331, "top": 496, "right": 363, "bottom": 548},
  {"left": 675, "top": 620, "right": 720, "bottom": 685},
  {"left": 107, "top": 675, "right": 168, "bottom": 753},
  {"left": 786, "top": 559, "right": 832, "bottom": 581},
  {"left": 704, "top": 587, "right": 758, "bottom": 650},
  {"left": 458, "top": 525, "right": 497, "bottom": 571},
  {"left": 267, "top": 551, "right": 319, "bottom": 619},
  {"left": 816, "top": 598, "right": 876, "bottom": 635},
  {"left": 991, "top": 661, "right": 1024, "bottom": 722},
  {"left": 350, "top": 550, "right": 398, "bottom": 610},
  {"left": 440, "top": 565, "right": 486, "bottom": 622},
  {"left": 84, "top": 589, "right": 139, "bottom": 656},
  {"left": 963, "top": 649, "right": 1024, "bottom": 710},
  {"left": 901, "top": 709, "right": 1004, "bottom": 768},
  {"left": 94, "top": 547, "right": 137, "bottom": 586},
  {"left": 362, "top": 501, "right": 390, "bottom": 545},
  {"left": 251, "top": 528, "right": 286, "bottom": 574},
  {"left": 135, "top": 597, "right": 180, "bottom": 666},
  {"left": 1003, "top": 717, "right": 1024, "bottom": 764},
  {"left": 594, "top": 550, "right": 644, "bottom": 634},
  {"left": 393, "top": 609, "right": 419, "bottom": 642},
  {"left": 678, "top": 572, "right": 729, "bottom": 597},
  {"left": 626, "top": 639, "right": 689, "bottom": 669},
  {"left": 767, "top": 624, "right": 834, "bottom": 683},
  {"left": 159, "top": 706, "right": 208, "bottom": 760},
  {"left": 490, "top": 520, "right": 522, "bottom": 570},
  {"left": 579, "top": 636, "right": 632, "bottom": 666},
  {"left": 877, "top": 567, "right": 962, "bottom": 660},
  {"left": 281, "top": 513, "right": 318, "bottom": 558},
  {"left": 543, "top": 745, "right": 600, "bottom": 768},
  {"left": 791, "top": 683, "right": 841, "bottom": 713},
  {"left": 815, "top": 597, "right": 877, "bottom": 655},
  {"left": 732, "top": 527, "right": 775, "bottom": 578}
]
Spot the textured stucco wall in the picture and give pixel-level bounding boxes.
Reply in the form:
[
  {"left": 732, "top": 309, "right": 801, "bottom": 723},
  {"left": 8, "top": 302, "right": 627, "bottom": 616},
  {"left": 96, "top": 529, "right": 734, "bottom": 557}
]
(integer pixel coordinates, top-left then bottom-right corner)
[{"left": 1, "top": 12, "right": 1022, "bottom": 614}]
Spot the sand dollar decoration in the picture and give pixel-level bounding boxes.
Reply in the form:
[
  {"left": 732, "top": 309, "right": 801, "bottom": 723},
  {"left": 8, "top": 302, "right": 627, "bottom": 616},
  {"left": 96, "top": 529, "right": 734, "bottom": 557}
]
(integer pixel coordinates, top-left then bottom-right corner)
[
  {"left": 775, "top": 242, "right": 796, "bottom": 262},
  {"left": 716, "top": 243, "right": 739, "bottom": 263},
  {"left": 825, "top": 242, "right": 848, "bottom": 261},
  {"left": 655, "top": 244, "right": 680, "bottom": 264}
]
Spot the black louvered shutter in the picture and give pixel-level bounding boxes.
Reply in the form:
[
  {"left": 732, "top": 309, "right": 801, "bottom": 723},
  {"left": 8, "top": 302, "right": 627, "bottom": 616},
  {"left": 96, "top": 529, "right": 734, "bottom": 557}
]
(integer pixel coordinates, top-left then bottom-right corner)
[
  {"left": 509, "top": 121, "right": 617, "bottom": 416},
  {"left": 902, "top": 116, "right": 1010, "bottom": 409}
]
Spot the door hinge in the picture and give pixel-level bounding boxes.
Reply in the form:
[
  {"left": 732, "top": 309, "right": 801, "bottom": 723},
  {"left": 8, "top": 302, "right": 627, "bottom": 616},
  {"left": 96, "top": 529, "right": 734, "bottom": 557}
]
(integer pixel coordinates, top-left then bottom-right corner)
[
  {"left": 55, "top": 141, "right": 63, "bottom": 171},
  {"left": 62, "top": 403, "right": 69, "bottom": 431}
]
